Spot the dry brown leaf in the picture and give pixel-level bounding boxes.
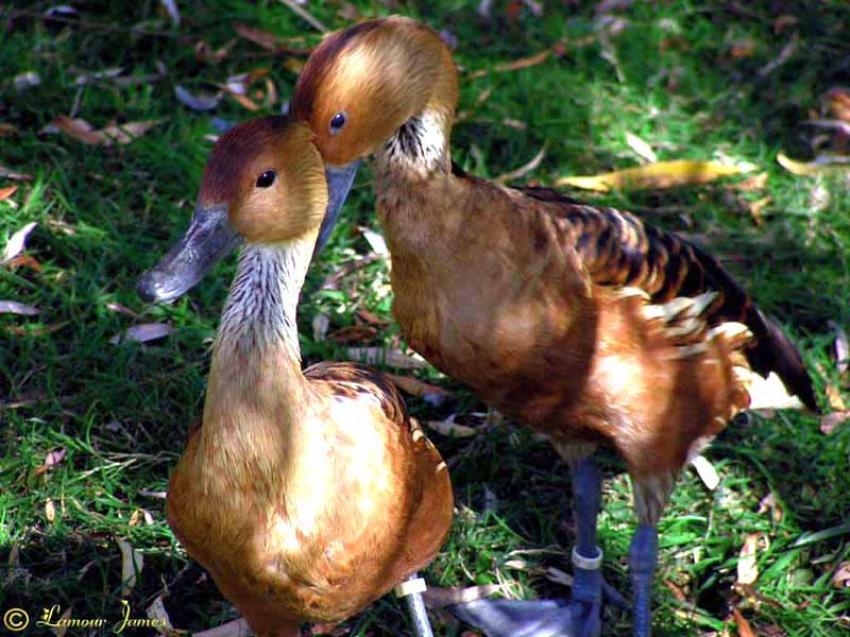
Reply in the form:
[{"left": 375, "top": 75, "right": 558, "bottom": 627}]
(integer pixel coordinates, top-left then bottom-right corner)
[
  {"left": 6, "top": 322, "right": 67, "bottom": 337},
  {"left": 116, "top": 538, "right": 143, "bottom": 596},
  {"left": 327, "top": 324, "right": 378, "bottom": 344},
  {"left": 425, "top": 416, "right": 478, "bottom": 438},
  {"left": 825, "top": 384, "right": 846, "bottom": 411},
  {"left": 735, "top": 172, "right": 768, "bottom": 191},
  {"left": 757, "top": 492, "right": 783, "bottom": 524},
  {"left": 346, "top": 347, "right": 428, "bottom": 369},
  {"left": 384, "top": 373, "right": 451, "bottom": 405},
  {"left": 2, "top": 222, "right": 37, "bottom": 263},
  {"left": 45, "top": 498, "right": 56, "bottom": 523},
  {"left": 737, "top": 533, "right": 760, "bottom": 585},
  {"left": 729, "top": 39, "right": 756, "bottom": 59},
  {"left": 0, "top": 123, "right": 18, "bottom": 137},
  {"left": 0, "top": 301, "right": 40, "bottom": 316},
  {"left": 544, "top": 566, "right": 572, "bottom": 586},
  {"left": 469, "top": 49, "right": 551, "bottom": 79},
  {"left": 820, "top": 411, "right": 850, "bottom": 434},
  {"left": 747, "top": 195, "right": 772, "bottom": 225},
  {"left": 832, "top": 561, "right": 850, "bottom": 588},
  {"left": 34, "top": 447, "right": 67, "bottom": 476},
  {"left": 777, "top": 152, "right": 850, "bottom": 176},
  {"left": 106, "top": 302, "right": 139, "bottom": 319},
  {"left": 556, "top": 159, "right": 754, "bottom": 191},
  {"left": 175, "top": 85, "right": 222, "bottom": 111},
  {"left": 6, "top": 254, "right": 43, "bottom": 272},
  {"left": 663, "top": 579, "right": 687, "bottom": 602},
  {"left": 496, "top": 145, "right": 546, "bottom": 183},
  {"left": 52, "top": 116, "right": 162, "bottom": 146},
  {"left": 421, "top": 584, "right": 501, "bottom": 607},
  {"left": 234, "top": 23, "right": 277, "bottom": 50},
  {"left": 0, "top": 165, "right": 32, "bottom": 181},
  {"left": 228, "top": 92, "right": 261, "bottom": 111},
  {"left": 279, "top": 0, "right": 328, "bottom": 33},
  {"left": 0, "top": 185, "right": 17, "bottom": 201},
  {"left": 731, "top": 608, "right": 756, "bottom": 637},
  {"left": 110, "top": 323, "right": 174, "bottom": 345},
  {"left": 825, "top": 87, "right": 850, "bottom": 123}
]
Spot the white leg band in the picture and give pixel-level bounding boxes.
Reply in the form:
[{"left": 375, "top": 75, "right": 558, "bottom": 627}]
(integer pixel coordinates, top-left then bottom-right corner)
[
  {"left": 395, "top": 577, "right": 427, "bottom": 598},
  {"left": 572, "top": 546, "right": 603, "bottom": 570}
]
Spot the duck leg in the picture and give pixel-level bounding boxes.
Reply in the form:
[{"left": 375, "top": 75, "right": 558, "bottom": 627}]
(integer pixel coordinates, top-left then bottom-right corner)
[
  {"left": 397, "top": 573, "right": 434, "bottom": 637},
  {"left": 629, "top": 474, "right": 675, "bottom": 637}
]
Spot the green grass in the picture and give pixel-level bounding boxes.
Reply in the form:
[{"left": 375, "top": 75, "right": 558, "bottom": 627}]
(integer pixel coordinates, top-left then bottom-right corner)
[{"left": 2, "top": 1, "right": 850, "bottom": 635}]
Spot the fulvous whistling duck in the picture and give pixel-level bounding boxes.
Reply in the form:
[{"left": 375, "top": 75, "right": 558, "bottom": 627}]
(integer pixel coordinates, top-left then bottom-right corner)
[
  {"left": 288, "top": 17, "right": 819, "bottom": 637},
  {"left": 136, "top": 116, "right": 453, "bottom": 637}
]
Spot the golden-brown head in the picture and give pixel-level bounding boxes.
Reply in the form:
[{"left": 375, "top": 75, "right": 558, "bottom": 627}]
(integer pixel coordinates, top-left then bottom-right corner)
[
  {"left": 199, "top": 117, "right": 328, "bottom": 243},
  {"left": 138, "top": 116, "right": 327, "bottom": 303},
  {"left": 292, "top": 16, "right": 459, "bottom": 166}
]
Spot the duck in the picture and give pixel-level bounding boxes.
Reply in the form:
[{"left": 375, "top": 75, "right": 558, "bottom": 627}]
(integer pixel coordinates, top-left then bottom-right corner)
[
  {"left": 287, "top": 16, "right": 819, "bottom": 637},
  {"left": 136, "top": 116, "right": 453, "bottom": 637}
]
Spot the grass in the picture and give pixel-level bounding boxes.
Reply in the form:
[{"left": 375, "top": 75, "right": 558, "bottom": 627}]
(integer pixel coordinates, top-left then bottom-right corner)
[{"left": 1, "top": 0, "right": 849, "bottom": 635}]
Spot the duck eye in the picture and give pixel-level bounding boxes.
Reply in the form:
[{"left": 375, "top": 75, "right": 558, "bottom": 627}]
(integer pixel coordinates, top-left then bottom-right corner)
[
  {"left": 256, "top": 170, "right": 276, "bottom": 188},
  {"left": 329, "top": 112, "right": 347, "bottom": 134}
]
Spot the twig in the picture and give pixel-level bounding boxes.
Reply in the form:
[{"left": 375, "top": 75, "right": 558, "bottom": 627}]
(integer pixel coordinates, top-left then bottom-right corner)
[{"left": 278, "top": 0, "right": 328, "bottom": 33}]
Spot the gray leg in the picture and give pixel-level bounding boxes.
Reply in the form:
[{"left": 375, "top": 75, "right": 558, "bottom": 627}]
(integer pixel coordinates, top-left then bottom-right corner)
[{"left": 398, "top": 573, "right": 433, "bottom": 637}]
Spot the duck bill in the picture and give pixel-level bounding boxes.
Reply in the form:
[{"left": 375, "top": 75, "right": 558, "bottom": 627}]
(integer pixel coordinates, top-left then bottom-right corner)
[
  {"left": 314, "top": 161, "right": 360, "bottom": 254},
  {"left": 137, "top": 203, "right": 241, "bottom": 304}
]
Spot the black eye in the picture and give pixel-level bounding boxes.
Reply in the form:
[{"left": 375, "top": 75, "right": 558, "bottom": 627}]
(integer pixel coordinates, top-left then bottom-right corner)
[
  {"left": 256, "top": 170, "right": 276, "bottom": 188},
  {"left": 329, "top": 112, "right": 347, "bottom": 134}
]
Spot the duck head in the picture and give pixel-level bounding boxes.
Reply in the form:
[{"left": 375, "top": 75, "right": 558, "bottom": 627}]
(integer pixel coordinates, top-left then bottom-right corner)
[
  {"left": 138, "top": 117, "right": 328, "bottom": 303},
  {"left": 292, "top": 17, "right": 459, "bottom": 245}
]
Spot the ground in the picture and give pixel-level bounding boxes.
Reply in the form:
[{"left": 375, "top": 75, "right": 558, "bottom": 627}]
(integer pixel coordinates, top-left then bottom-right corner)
[{"left": 1, "top": 1, "right": 849, "bottom": 636}]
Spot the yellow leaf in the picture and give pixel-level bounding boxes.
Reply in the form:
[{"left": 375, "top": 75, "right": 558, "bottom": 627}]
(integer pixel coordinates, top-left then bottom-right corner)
[
  {"left": 777, "top": 152, "right": 850, "bottom": 176},
  {"left": 555, "top": 159, "right": 754, "bottom": 192}
]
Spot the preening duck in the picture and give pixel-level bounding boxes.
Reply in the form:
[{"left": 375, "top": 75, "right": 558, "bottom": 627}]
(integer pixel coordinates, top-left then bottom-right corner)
[
  {"left": 290, "top": 17, "right": 818, "bottom": 637},
  {"left": 137, "top": 116, "right": 453, "bottom": 637}
]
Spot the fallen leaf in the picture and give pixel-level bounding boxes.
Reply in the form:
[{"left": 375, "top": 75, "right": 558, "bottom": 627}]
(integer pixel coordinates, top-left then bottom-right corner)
[
  {"left": 0, "top": 123, "right": 18, "bottom": 137},
  {"left": 105, "top": 302, "right": 139, "bottom": 319},
  {"left": 195, "top": 40, "right": 234, "bottom": 64},
  {"left": 279, "top": 0, "right": 328, "bottom": 33},
  {"left": 556, "top": 159, "right": 754, "bottom": 191},
  {"left": 757, "top": 37, "right": 798, "bottom": 78},
  {"left": 0, "top": 301, "right": 40, "bottom": 316},
  {"left": 14, "top": 71, "right": 41, "bottom": 91},
  {"left": 346, "top": 347, "right": 428, "bottom": 370},
  {"left": 773, "top": 15, "right": 799, "bottom": 34},
  {"left": 145, "top": 596, "right": 173, "bottom": 632},
  {"left": 110, "top": 323, "right": 174, "bottom": 345},
  {"left": 777, "top": 152, "right": 850, "bottom": 176},
  {"left": 663, "top": 579, "right": 687, "bottom": 602},
  {"left": 829, "top": 320, "right": 849, "bottom": 375},
  {"left": 384, "top": 373, "right": 451, "bottom": 407},
  {"left": 625, "top": 132, "right": 657, "bottom": 163},
  {"left": 328, "top": 324, "right": 378, "bottom": 344},
  {"left": 746, "top": 195, "right": 772, "bottom": 225},
  {"left": 832, "top": 561, "right": 850, "bottom": 588},
  {"left": 820, "top": 411, "right": 850, "bottom": 434},
  {"left": 2, "top": 221, "right": 37, "bottom": 263},
  {"left": 320, "top": 254, "right": 380, "bottom": 289},
  {"left": 425, "top": 416, "right": 478, "bottom": 438},
  {"left": 825, "top": 384, "right": 846, "bottom": 411},
  {"left": 360, "top": 228, "right": 389, "bottom": 257},
  {"left": 312, "top": 314, "right": 330, "bottom": 342},
  {"left": 50, "top": 606, "right": 73, "bottom": 637},
  {"left": 468, "top": 49, "right": 551, "bottom": 79},
  {"left": 6, "top": 255, "right": 43, "bottom": 272},
  {"left": 737, "top": 533, "right": 760, "bottom": 585},
  {"left": 735, "top": 172, "right": 768, "bottom": 191},
  {"left": 6, "top": 322, "right": 67, "bottom": 337},
  {"left": 52, "top": 116, "right": 162, "bottom": 146},
  {"left": 34, "top": 447, "right": 67, "bottom": 476},
  {"left": 45, "top": 498, "right": 56, "bottom": 523},
  {"left": 731, "top": 608, "right": 756, "bottom": 637},
  {"left": 544, "top": 566, "right": 572, "bottom": 586},
  {"left": 175, "top": 85, "right": 222, "bottom": 111},
  {"left": 192, "top": 618, "right": 252, "bottom": 637},
  {"left": 824, "top": 87, "right": 850, "bottom": 123},
  {"left": 158, "top": 0, "right": 180, "bottom": 26},
  {"left": 0, "top": 166, "right": 32, "bottom": 181},
  {"left": 227, "top": 92, "right": 260, "bottom": 111},
  {"left": 233, "top": 23, "right": 312, "bottom": 55},
  {"left": 729, "top": 39, "right": 756, "bottom": 59},
  {"left": 421, "top": 584, "right": 501, "bottom": 607},
  {"left": 74, "top": 67, "right": 123, "bottom": 86},
  {"left": 496, "top": 145, "right": 546, "bottom": 183},
  {"left": 116, "top": 538, "right": 143, "bottom": 596},
  {"left": 0, "top": 185, "right": 18, "bottom": 201},
  {"left": 757, "top": 492, "right": 783, "bottom": 524},
  {"left": 690, "top": 454, "right": 720, "bottom": 490}
]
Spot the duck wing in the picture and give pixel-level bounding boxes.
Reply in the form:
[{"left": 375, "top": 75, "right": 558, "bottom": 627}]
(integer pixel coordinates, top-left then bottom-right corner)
[{"left": 516, "top": 185, "right": 818, "bottom": 411}]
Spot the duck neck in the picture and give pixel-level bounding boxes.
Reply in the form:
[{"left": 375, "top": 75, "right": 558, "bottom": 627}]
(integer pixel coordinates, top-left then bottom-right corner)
[
  {"left": 206, "top": 233, "right": 317, "bottom": 430},
  {"left": 375, "top": 107, "right": 453, "bottom": 181}
]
